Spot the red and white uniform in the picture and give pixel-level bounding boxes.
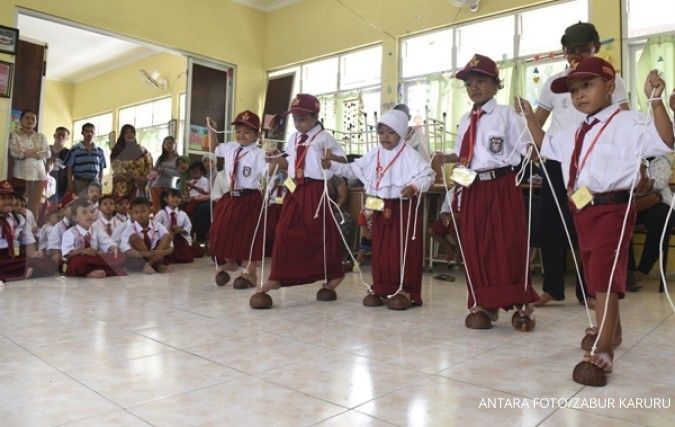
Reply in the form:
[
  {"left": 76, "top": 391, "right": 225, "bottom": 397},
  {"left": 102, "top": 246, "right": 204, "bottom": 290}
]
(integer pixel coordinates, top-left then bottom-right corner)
[{"left": 155, "top": 206, "right": 194, "bottom": 263}]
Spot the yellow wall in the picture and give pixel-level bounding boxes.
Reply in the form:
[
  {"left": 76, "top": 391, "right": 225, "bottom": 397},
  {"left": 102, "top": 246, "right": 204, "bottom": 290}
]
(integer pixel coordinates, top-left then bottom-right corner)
[
  {"left": 1, "top": 0, "right": 267, "bottom": 178},
  {"left": 42, "top": 80, "right": 73, "bottom": 139}
]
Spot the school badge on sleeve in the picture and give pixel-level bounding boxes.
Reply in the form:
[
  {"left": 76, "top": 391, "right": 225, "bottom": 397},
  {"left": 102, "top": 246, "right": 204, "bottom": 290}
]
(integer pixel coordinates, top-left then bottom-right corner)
[{"left": 489, "top": 136, "right": 504, "bottom": 154}]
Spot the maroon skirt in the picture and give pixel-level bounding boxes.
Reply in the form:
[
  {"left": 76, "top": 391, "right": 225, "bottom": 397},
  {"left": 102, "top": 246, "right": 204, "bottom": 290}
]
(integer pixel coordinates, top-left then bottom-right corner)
[
  {"left": 0, "top": 248, "right": 28, "bottom": 281},
  {"left": 210, "top": 190, "right": 264, "bottom": 263},
  {"left": 65, "top": 253, "right": 127, "bottom": 277},
  {"left": 457, "top": 172, "right": 538, "bottom": 310},
  {"left": 573, "top": 203, "right": 635, "bottom": 299},
  {"left": 167, "top": 235, "right": 194, "bottom": 264},
  {"left": 265, "top": 203, "right": 283, "bottom": 256},
  {"left": 269, "top": 180, "right": 344, "bottom": 287},
  {"left": 371, "top": 198, "right": 423, "bottom": 304}
]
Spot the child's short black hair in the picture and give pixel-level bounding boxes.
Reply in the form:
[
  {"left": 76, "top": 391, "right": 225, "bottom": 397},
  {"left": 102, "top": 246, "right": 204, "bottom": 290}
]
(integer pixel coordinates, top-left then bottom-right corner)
[
  {"left": 561, "top": 22, "right": 600, "bottom": 48},
  {"left": 176, "top": 156, "right": 188, "bottom": 167},
  {"left": 86, "top": 181, "right": 102, "bottom": 191},
  {"left": 189, "top": 161, "right": 206, "bottom": 174},
  {"left": 69, "top": 198, "right": 92, "bottom": 218},
  {"left": 99, "top": 194, "right": 115, "bottom": 203},
  {"left": 130, "top": 197, "right": 152, "bottom": 209},
  {"left": 160, "top": 188, "right": 182, "bottom": 208}
]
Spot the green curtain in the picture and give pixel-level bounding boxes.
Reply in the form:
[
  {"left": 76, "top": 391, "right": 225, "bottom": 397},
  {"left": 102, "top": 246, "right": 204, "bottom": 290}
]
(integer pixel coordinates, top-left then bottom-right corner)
[{"left": 637, "top": 34, "right": 675, "bottom": 112}]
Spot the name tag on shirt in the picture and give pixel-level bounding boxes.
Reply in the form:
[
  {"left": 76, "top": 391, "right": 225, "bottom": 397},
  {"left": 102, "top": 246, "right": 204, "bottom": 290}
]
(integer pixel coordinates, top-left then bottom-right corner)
[
  {"left": 570, "top": 186, "right": 593, "bottom": 210},
  {"left": 284, "top": 177, "right": 297, "bottom": 193},
  {"left": 365, "top": 196, "right": 385, "bottom": 212}
]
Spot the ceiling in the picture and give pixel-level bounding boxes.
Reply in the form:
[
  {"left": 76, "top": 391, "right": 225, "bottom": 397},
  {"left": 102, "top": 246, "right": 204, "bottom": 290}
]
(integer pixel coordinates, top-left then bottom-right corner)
[
  {"left": 17, "top": 14, "right": 161, "bottom": 83},
  {"left": 232, "top": 0, "right": 303, "bottom": 12}
]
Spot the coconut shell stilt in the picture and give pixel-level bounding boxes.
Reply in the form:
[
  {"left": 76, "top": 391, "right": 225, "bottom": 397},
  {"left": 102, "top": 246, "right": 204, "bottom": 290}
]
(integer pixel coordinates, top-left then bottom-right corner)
[
  {"left": 215, "top": 271, "right": 231, "bottom": 286},
  {"left": 511, "top": 310, "right": 536, "bottom": 332},
  {"left": 572, "top": 361, "right": 607, "bottom": 386},
  {"left": 465, "top": 311, "right": 492, "bottom": 329},
  {"left": 362, "top": 293, "right": 384, "bottom": 307},
  {"left": 233, "top": 275, "right": 255, "bottom": 289},
  {"left": 250, "top": 292, "right": 273, "bottom": 309},
  {"left": 386, "top": 293, "right": 411, "bottom": 311},
  {"left": 316, "top": 287, "right": 337, "bottom": 301}
]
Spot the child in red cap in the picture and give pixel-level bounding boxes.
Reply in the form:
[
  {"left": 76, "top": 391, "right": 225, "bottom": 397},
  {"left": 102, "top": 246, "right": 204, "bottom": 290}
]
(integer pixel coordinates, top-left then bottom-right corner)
[
  {"left": 434, "top": 54, "right": 539, "bottom": 329},
  {"left": 209, "top": 110, "right": 270, "bottom": 288},
  {"left": 520, "top": 58, "right": 674, "bottom": 386},
  {"left": 251, "top": 94, "right": 347, "bottom": 308}
]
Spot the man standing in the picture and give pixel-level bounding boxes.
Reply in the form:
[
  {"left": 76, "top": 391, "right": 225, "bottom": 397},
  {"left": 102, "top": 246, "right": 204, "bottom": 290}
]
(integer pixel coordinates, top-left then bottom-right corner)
[{"left": 66, "top": 123, "right": 107, "bottom": 196}]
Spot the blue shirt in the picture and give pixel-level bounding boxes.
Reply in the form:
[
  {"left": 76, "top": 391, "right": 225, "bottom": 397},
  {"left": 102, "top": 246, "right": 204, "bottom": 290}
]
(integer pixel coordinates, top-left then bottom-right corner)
[{"left": 66, "top": 142, "right": 107, "bottom": 181}]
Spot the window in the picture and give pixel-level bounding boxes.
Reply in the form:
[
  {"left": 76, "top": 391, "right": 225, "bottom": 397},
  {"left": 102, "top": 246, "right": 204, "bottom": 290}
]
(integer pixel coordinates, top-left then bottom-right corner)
[
  {"left": 178, "top": 92, "right": 186, "bottom": 150},
  {"left": 456, "top": 15, "right": 514, "bottom": 65},
  {"left": 118, "top": 97, "right": 172, "bottom": 162},
  {"left": 401, "top": 29, "right": 453, "bottom": 78},
  {"left": 519, "top": 0, "right": 588, "bottom": 57},
  {"left": 269, "top": 46, "right": 382, "bottom": 151},
  {"left": 626, "top": 0, "right": 675, "bottom": 38}
]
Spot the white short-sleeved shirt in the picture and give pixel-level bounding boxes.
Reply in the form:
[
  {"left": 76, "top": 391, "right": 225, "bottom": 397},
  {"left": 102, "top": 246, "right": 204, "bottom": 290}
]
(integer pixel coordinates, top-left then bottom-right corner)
[
  {"left": 37, "top": 223, "right": 54, "bottom": 251},
  {"left": 188, "top": 176, "right": 210, "bottom": 198},
  {"left": 61, "top": 224, "right": 115, "bottom": 257},
  {"left": 119, "top": 220, "right": 170, "bottom": 252},
  {"left": 219, "top": 142, "right": 268, "bottom": 191},
  {"left": 452, "top": 98, "right": 530, "bottom": 171},
  {"left": 538, "top": 69, "right": 628, "bottom": 135},
  {"left": 331, "top": 142, "right": 435, "bottom": 199},
  {"left": 1, "top": 214, "right": 35, "bottom": 249},
  {"left": 47, "top": 218, "right": 71, "bottom": 251},
  {"left": 154, "top": 207, "right": 192, "bottom": 244},
  {"left": 440, "top": 191, "right": 453, "bottom": 214},
  {"left": 210, "top": 170, "right": 229, "bottom": 201},
  {"left": 406, "top": 127, "right": 431, "bottom": 161},
  {"left": 541, "top": 106, "right": 673, "bottom": 193},
  {"left": 92, "top": 215, "right": 129, "bottom": 246},
  {"left": 286, "top": 125, "right": 345, "bottom": 180},
  {"left": 214, "top": 142, "right": 228, "bottom": 159}
]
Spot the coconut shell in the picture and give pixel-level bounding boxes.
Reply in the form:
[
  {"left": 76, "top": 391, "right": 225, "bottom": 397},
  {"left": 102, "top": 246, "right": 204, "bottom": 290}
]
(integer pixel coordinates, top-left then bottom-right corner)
[
  {"left": 215, "top": 271, "right": 231, "bottom": 287},
  {"left": 386, "top": 294, "right": 411, "bottom": 311},
  {"left": 572, "top": 361, "right": 607, "bottom": 387},
  {"left": 362, "top": 293, "right": 384, "bottom": 307},
  {"left": 465, "top": 311, "right": 492, "bottom": 329},
  {"left": 316, "top": 287, "right": 337, "bottom": 301},
  {"left": 250, "top": 292, "right": 273, "bottom": 309},
  {"left": 233, "top": 276, "right": 254, "bottom": 289},
  {"left": 511, "top": 311, "right": 536, "bottom": 332}
]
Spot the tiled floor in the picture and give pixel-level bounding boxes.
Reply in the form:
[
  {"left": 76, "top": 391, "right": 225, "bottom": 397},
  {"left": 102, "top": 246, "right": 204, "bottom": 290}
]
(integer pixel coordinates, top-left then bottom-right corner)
[{"left": 1, "top": 259, "right": 674, "bottom": 426}]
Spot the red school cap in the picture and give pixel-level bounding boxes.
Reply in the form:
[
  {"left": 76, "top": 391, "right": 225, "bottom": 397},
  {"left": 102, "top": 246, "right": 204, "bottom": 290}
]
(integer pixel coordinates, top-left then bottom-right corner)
[
  {"left": 231, "top": 110, "right": 261, "bottom": 132},
  {"left": 286, "top": 93, "right": 320, "bottom": 115},
  {"left": 455, "top": 54, "right": 499, "bottom": 81},
  {"left": 551, "top": 56, "right": 615, "bottom": 93}
]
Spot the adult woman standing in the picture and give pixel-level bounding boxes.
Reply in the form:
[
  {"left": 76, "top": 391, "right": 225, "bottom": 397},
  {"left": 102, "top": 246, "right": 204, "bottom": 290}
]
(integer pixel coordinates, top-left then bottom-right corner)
[
  {"left": 8, "top": 109, "right": 50, "bottom": 215},
  {"left": 110, "top": 124, "right": 153, "bottom": 200},
  {"left": 149, "top": 136, "right": 180, "bottom": 212}
]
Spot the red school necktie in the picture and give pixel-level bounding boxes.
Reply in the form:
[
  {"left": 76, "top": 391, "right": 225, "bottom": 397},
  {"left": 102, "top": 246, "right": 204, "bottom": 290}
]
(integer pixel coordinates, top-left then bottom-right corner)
[
  {"left": 83, "top": 233, "right": 91, "bottom": 248},
  {"left": 458, "top": 108, "right": 485, "bottom": 166},
  {"left": 143, "top": 228, "right": 152, "bottom": 250},
  {"left": 567, "top": 119, "right": 600, "bottom": 191},
  {"left": 295, "top": 133, "right": 309, "bottom": 184},
  {"left": 105, "top": 222, "right": 112, "bottom": 236},
  {"left": 170, "top": 211, "right": 177, "bottom": 227},
  {"left": 230, "top": 146, "right": 244, "bottom": 190},
  {"left": 1, "top": 216, "right": 15, "bottom": 258}
]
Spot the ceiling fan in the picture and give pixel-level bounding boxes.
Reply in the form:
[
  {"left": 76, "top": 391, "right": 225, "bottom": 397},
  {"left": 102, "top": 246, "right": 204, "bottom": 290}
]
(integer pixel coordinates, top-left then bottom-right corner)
[
  {"left": 139, "top": 69, "right": 169, "bottom": 92},
  {"left": 448, "top": 0, "right": 481, "bottom": 12}
]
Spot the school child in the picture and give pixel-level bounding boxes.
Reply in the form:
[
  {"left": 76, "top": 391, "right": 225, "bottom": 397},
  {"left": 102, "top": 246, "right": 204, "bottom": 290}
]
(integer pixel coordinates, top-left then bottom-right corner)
[
  {"left": 175, "top": 156, "right": 191, "bottom": 201},
  {"left": 532, "top": 22, "right": 628, "bottom": 307},
  {"left": 114, "top": 195, "right": 131, "bottom": 223},
  {"left": 0, "top": 181, "right": 50, "bottom": 281},
  {"left": 154, "top": 188, "right": 195, "bottom": 263},
  {"left": 47, "top": 194, "right": 75, "bottom": 265},
  {"left": 323, "top": 110, "right": 435, "bottom": 309},
  {"left": 184, "top": 161, "right": 210, "bottom": 218},
  {"left": 251, "top": 94, "right": 347, "bottom": 309},
  {"left": 209, "top": 110, "right": 268, "bottom": 288},
  {"left": 85, "top": 182, "right": 102, "bottom": 213},
  {"left": 92, "top": 194, "right": 129, "bottom": 246},
  {"left": 37, "top": 205, "right": 61, "bottom": 251},
  {"left": 434, "top": 54, "right": 539, "bottom": 328},
  {"left": 119, "top": 197, "right": 173, "bottom": 274},
  {"left": 521, "top": 60, "right": 674, "bottom": 386},
  {"left": 427, "top": 190, "right": 460, "bottom": 265},
  {"left": 61, "top": 199, "right": 125, "bottom": 278},
  {"left": 15, "top": 195, "right": 38, "bottom": 238}
]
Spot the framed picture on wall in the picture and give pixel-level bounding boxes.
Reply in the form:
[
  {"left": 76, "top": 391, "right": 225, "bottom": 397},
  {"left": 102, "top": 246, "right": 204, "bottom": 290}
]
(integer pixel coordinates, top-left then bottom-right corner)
[
  {"left": 0, "top": 26, "right": 19, "bottom": 55},
  {"left": 0, "top": 60, "right": 13, "bottom": 98}
]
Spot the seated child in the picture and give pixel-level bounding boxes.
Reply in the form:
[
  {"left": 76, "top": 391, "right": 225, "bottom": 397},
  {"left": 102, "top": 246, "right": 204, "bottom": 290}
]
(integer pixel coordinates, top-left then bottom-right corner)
[
  {"left": 356, "top": 207, "right": 373, "bottom": 265},
  {"left": 154, "top": 188, "right": 195, "bottom": 263},
  {"left": 85, "top": 182, "right": 102, "bottom": 214},
  {"left": 427, "top": 190, "right": 460, "bottom": 264},
  {"left": 61, "top": 199, "right": 125, "bottom": 278},
  {"left": 38, "top": 205, "right": 62, "bottom": 252},
  {"left": 114, "top": 195, "right": 131, "bottom": 223},
  {"left": 184, "top": 161, "right": 210, "bottom": 218},
  {"left": 93, "top": 194, "right": 129, "bottom": 246},
  {"left": 120, "top": 197, "right": 173, "bottom": 274}
]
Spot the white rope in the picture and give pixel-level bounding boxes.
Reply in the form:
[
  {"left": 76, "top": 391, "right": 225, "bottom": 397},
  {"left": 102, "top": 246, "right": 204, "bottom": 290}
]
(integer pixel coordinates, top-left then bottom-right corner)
[
  {"left": 658, "top": 192, "right": 675, "bottom": 313},
  {"left": 388, "top": 195, "right": 414, "bottom": 298},
  {"left": 246, "top": 164, "right": 279, "bottom": 271},
  {"left": 522, "top": 154, "right": 534, "bottom": 308},
  {"left": 257, "top": 166, "right": 278, "bottom": 290},
  {"left": 515, "top": 98, "right": 594, "bottom": 327},
  {"left": 206, "top": 117, "right": 220, "bottom": 274}
]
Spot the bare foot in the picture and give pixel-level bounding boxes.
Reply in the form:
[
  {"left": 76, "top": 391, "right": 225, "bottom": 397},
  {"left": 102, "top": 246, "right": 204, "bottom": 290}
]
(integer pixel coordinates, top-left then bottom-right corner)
[
  {"left": 583, "top": 351, "right": 613, "bottom": 373},
  {"left": 258, "top": 280, "right": 281, "bottom": 293},
  {"left": 222, "top": 260, "right": 238, "bottom": 272},
  {"left": 24, "top": 267, "right": 34, "bottom": 279},
  {"left": 86, "top": 269, "right": 107, "bottom": 278},
  {"left": 143, "top": 263, "right": 155, "bottom": 274},
  {"left": 586, "top": 297, "right": 596, "bottom": 310},
  {"left": 155, "top": 263, "right": 168, "bottom": 273},
  {"left": 533, "top": 292, "right": 554, "bottom": 307},
  {"left": 584, "top": 327, "right": 622, "bottom": 348}
]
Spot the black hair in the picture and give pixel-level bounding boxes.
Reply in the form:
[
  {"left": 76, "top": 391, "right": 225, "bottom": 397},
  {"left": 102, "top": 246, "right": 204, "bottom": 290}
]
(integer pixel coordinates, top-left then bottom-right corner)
[
  {"left": 157, "top": 136, "right": 178, "bottom": 164},
  {"left": 54, "top": 126, "right": 70, "bottom": 134},
  {"left": 69, "top": 198, "right": 92, "bottom": 218},
  {"left": 99, "top": 194, "right": 116, "bottom": 203},
  {"left": 176, "top": 156, "right": 188, "bottom": 167},
  {"left": 81, "top": 122, "right": 95, "bottom": 133},
  {"left": 561, "top": 22, "right": 600, "bottom": 48},
  {"left": 130, "top": 197, "right": 152, "bottom": 208},
  {"left": 86, "top": 181, "right": 102, "bottom": 191},
  {"left": 20, "top": 109, "right": 37, "bottom": 119},
  {"left": 160, "top": 188, "right": 182, "bottom": 208},
  {"left": 189, "top": 161, "right": 206, "bottom": 174},
  {"left": 394, "top": 104, "right": 411, "bottom": 119}
]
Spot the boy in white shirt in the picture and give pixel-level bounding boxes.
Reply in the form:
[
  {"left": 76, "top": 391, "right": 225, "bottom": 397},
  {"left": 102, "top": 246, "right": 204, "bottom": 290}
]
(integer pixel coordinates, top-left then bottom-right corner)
[
  {"left": 521, "top": 59, "right": 674, "bottom": 386},
  {"left": 62, "top": 199, "right": 125, "bottom": 278},
  {"left": 92, "top": 194, "right": 129, "bottom": 247},
  {"left": 120, "top": 197, "right": 173, "bottom": 274},
  {"left": 154, "top": 188, "right": 194, "bottom": 263},
  {"left": 184, "top": 161, "right": 210, "bottom": 218},
  {"left": 37, "top": 205, "right": 61, "bottom": 251}
]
